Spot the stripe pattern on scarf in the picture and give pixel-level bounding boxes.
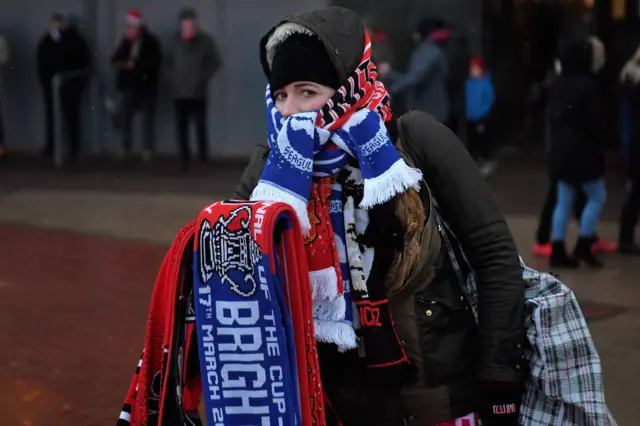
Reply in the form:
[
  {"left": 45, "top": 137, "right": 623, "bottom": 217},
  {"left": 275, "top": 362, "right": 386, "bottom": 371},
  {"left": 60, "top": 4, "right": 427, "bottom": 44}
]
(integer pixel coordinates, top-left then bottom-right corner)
[{"left": 318, "top": 33, "right": 392, "bottom": 130}]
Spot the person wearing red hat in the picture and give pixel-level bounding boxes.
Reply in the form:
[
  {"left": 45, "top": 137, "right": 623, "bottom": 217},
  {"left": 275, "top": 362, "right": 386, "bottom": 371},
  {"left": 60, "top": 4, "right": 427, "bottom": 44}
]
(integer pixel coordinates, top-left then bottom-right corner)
[
  {"left": 465, "top": 55, "right": 495, "bottom": 170},
  {"left": 110, "top": 9, "right": 162, "bottom": 162},
  {"left": 166, "top": 7, "right": 222, "bottom": 172},
  {"left": 381, "top": 18, "right": 451, "bottom": 125}
]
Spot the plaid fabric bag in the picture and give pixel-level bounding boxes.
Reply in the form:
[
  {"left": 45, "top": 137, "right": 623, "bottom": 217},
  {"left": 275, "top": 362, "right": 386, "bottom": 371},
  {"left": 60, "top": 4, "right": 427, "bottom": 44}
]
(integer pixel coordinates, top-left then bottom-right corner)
[{"left": 431, "top": 202, "right": 617, "bottom": 425}]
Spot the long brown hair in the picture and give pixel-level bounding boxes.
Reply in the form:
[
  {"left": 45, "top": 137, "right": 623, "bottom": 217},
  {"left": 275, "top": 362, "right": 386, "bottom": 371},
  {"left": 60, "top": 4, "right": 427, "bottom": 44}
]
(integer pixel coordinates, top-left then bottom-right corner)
[{"left": 386, "top": 186, "right": 426, "bottom": 296}]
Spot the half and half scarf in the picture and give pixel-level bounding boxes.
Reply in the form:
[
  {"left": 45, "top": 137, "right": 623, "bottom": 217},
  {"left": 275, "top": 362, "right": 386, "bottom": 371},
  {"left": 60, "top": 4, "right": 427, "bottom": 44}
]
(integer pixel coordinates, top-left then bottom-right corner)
[
  {"left": 193, "top": 200, "right": 325, "bottom": 426},
  {"left": 251, "top": 33, "right": 422, "bottom": 350}
]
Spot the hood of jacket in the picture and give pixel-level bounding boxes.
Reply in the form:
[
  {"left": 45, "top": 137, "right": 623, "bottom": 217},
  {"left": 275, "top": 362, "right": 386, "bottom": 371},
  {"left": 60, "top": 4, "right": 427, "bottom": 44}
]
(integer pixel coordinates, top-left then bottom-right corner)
[
  {"left": 559, "top": 36, "right": 605, "bottom": 77},
  {"left": 259, "top": 6, "right": 365, "bottom": 86}
]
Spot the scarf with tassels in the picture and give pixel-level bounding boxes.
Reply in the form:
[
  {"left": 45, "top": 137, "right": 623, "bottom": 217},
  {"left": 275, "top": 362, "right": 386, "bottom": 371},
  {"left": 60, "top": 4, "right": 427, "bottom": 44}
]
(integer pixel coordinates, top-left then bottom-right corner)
[
  {"left": 193, "top": 200, "right": 325, "bottom": 426},
  {"left": 251, "top": 33, "right": 422, "bottom": 350}
]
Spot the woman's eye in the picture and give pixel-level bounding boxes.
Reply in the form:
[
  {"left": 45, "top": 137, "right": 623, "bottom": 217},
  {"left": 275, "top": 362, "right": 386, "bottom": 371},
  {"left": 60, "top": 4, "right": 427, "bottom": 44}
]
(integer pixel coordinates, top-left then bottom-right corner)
[
  {"left": 274, "top": 92, "right": 286, "bottom": 101},
  {"left": 302, "top": 89, "right": 316, "bottom": 97}
]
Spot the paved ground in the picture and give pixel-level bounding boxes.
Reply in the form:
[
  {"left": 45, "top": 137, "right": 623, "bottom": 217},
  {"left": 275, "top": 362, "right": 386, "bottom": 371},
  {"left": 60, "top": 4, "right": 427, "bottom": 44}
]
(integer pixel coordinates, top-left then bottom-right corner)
[{"left": 0, "top": 150, "right": 637, "bottom": 425}]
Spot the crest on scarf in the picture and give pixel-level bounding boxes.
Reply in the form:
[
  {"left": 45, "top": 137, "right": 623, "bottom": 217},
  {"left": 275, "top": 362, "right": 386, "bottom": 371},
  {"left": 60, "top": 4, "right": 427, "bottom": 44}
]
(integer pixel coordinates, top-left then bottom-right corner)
[
  {"left": 303, "top": 198, "right": 322, "bottom": 244},
  {"left": 198, "top": 205, "right": 263, "bottom": 297}
]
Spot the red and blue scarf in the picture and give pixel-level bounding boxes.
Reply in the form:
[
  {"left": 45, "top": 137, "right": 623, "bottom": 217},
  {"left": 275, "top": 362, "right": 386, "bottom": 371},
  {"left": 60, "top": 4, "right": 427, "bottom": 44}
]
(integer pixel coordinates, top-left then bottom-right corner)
[{"left": 193, "top": 200, "right": 325, "bottom": 426}]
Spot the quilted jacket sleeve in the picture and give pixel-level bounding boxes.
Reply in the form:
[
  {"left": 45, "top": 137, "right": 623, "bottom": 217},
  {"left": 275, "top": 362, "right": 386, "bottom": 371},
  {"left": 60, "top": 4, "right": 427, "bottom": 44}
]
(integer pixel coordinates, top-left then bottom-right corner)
[{"left": 396, "top": 111, "right": 526, "bottom": 385}]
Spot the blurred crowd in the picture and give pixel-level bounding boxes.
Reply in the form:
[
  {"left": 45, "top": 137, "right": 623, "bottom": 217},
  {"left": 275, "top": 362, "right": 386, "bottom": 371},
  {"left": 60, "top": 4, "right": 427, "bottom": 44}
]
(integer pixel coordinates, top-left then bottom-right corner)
[
  {"left": 0, "top": 8, "right": 222, "bottom": 172},
  {"left": 0, "top": 7, "right": 638, "bottom": 263}
]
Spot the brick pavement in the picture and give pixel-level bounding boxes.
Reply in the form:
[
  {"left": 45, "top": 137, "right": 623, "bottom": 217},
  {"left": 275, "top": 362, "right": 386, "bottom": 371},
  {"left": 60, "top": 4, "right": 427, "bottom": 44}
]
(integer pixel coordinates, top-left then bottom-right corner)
[
  {"left": 1, "top": 151, "right": 638, "bottom": 425},
  {"left": 0, "top": 224, "right": 166, "bottom": 426}
]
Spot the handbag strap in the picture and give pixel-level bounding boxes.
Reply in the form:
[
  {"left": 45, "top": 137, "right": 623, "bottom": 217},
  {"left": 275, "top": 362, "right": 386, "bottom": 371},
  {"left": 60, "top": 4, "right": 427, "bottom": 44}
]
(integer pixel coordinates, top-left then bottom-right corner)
[{"left": 430, "top": 197, "right": 480, "bottom": 322}]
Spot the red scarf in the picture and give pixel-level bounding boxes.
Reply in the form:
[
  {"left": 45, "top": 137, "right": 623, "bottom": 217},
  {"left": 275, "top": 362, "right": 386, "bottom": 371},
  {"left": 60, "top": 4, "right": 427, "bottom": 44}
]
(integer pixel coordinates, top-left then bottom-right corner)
[
  {"left": 117, "top": 222, "right": 198, "bottom": 426},
  {"left": 304, "top": 32, "right": 392, "bottom": 306}
]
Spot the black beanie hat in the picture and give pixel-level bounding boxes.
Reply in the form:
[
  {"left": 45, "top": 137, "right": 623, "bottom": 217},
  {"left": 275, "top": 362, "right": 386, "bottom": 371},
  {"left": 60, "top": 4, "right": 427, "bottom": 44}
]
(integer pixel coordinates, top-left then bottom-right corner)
[{"left": 269, "top": 33, "right": 341, "bottom": 92}]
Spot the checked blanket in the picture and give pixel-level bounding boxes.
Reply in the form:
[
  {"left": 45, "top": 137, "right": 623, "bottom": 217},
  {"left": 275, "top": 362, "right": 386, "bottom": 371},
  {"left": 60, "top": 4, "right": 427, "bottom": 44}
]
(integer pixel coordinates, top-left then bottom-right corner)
[{"left": 432, "top": 202, "right": 617, "bottom": 426}]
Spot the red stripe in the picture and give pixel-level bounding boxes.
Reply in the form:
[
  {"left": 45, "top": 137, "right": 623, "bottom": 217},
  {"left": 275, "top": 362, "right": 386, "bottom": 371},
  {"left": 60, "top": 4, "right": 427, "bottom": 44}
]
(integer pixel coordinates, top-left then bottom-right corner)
[{"left": 319, "top": 31, "right": 392, "bottom": 131}]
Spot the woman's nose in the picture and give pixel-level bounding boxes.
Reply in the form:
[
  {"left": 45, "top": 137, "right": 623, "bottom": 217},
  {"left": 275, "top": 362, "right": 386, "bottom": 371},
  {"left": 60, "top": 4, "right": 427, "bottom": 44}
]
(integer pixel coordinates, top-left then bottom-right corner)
[{"left": 280, "top": 99, "right": 299, "bottom": 118}]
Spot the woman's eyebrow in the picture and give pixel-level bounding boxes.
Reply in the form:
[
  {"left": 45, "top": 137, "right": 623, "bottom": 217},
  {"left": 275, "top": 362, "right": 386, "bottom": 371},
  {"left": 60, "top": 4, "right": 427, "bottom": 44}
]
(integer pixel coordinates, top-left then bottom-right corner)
[{"left": 292, "top": 82, "right": 318, "bottom": 88}]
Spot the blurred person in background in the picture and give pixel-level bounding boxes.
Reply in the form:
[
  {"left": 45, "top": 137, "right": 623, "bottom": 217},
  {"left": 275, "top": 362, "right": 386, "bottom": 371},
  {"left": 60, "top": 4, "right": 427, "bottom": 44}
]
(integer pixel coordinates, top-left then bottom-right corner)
[
  {"left": 0, "top": 34, "right": 8, "bottom": 159},
  {"left": 547, "top": 37, "right": 608, "bottom": 268},
  {"left": 617, "top": 47, "right": 640, "bottom": 255},
  {"left": 166, "top": 7, "right": 221, "bottom": 172},
  {"left": 363, "top": 18, "right": 394, "bottom": 76},
  {"left": 531, "top": 58, "right": 616, "bottom": 258},
  {"left": 380, "top": 18, "right": 451, "bottom": 126},
  {"left": 465, "top": 55, "right": 495, "bottom": 172},
  {"left": 110, "top": 9, "right": 162, "bottom": 162},
  {"left": 37, "top": 13, "right": 90, "bottom": 161}
]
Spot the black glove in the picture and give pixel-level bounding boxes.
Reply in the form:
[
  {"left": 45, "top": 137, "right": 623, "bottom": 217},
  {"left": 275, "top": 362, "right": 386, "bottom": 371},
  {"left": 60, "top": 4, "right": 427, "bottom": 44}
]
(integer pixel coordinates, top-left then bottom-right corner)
[{"left": 478, "top": 382, "right": 522, "bottom": 426}]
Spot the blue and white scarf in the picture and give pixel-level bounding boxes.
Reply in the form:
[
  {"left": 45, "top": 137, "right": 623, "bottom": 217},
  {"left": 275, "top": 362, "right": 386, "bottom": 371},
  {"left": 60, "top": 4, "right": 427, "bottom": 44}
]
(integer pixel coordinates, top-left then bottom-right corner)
[
  {"left": 251, "top": 85, "right": 421, "bottom": 350},
  {"left": 252, "top": 85, "right": 422, "bottom": 235}
]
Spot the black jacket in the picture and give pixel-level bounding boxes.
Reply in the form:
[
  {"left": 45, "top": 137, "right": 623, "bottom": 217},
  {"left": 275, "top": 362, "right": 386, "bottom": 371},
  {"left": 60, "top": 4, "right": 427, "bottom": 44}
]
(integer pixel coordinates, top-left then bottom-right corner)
[
  {"left": 36, "top": 26, "right": 90, "bottom": 88},
  {"left": 111, "top": 29, "right": 162, "bottom": 95},
  {"left": 548, "top": 39, "right": 607, "bottom": 183},
  {"left": 622, "top": 80, "right": 640, "bottom": 180}
]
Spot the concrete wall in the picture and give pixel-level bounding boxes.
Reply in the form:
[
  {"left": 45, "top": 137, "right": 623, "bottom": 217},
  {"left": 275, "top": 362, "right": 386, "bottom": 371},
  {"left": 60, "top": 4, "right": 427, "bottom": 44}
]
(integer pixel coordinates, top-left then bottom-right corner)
[{"left": 0, "top": 0, "right": 326, "bottom": 157}]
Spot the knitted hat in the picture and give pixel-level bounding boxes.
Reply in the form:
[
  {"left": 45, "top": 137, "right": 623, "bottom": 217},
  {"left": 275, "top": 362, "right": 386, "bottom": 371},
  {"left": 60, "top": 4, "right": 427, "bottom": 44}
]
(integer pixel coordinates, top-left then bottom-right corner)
[
  {"left": 470, "top": 56, "right": 486, "bottom": 73},
  {"left": 179, "top": 7, "right": 197, "bottom": 20},
  {"left": 269, "top": 32, "right": 340, "bottom": 92},
  {"left": 416, "top": 18, "right": 445, "bottom": 39},
  {"left": 125, "top": 9, "right": 143, "bottom": 27}
]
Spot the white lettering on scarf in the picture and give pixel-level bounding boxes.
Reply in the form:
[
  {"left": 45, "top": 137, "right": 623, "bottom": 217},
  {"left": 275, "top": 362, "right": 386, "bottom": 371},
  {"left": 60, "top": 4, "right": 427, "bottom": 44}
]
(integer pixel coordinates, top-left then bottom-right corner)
[
  {"left": 276, "top": 113, "right": 316, "bottom": 173},
  {"left": 283, "top": 145, "right": 313, "bottom": 172},
  {"left": 259, "top": 266, "right": 287, "bottom": 415},
  {"left": 204, "top": 266, "right": 286, "bottom": 423},
  {"left": 252, "top": 202, "right": 275, "bottom": 240},
  {"left": 359, "top": 126, "right": 388, "bottom": 157},
  {"left": 214, "top": 300, "right": 268, "bottom": 416},
  {"left": 200, "top": 324, "right": 225, "bottom": 423}
]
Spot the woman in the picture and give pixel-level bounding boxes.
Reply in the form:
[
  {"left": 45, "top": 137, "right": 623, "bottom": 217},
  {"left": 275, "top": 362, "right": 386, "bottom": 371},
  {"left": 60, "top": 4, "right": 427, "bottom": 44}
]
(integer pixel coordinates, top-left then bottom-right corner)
[
  {"left": 547, "top": 37, "right": 607, "bottom": 268},
  {"left": 234, "top": 6, "right": 526, "bottom": 426}
]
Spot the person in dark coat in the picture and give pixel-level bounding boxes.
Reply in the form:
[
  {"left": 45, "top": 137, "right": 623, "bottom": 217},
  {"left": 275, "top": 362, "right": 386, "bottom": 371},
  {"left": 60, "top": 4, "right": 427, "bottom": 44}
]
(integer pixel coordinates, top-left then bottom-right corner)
[
  {"left": 166, "top": 7, "right": 222, "bottom": 171},
  {"left": 618, "top": 47, "right": 640, "bottom": 254},
  {"left": 548, "top": 37, "right": 608, "bottom": 268},
  {"left": 382, "top": 18, "right": 451, "bottom": 125},
  {"left": 529, "top": 59, "right": 617, "bottom": 258},
  {"left": 36, "top": 13, "right": 91, "bottom": 159},
  {"left": 110, "top": 9, "right": 162, "bottom": 161}
]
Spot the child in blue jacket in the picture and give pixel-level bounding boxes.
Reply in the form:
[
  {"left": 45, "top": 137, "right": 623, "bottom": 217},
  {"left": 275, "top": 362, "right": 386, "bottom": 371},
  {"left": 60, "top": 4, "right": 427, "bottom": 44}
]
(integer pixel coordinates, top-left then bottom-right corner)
[{"left": 465, "top": 56, "right": 495, "bottom": 162}]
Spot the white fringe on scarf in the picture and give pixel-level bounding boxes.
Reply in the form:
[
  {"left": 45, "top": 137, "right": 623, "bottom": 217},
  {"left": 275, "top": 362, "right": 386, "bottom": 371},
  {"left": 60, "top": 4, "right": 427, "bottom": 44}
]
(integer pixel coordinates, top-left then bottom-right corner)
[
  {"left": 313, "top": 296, "right": 346, "bottom": 322},
  {"left": 314, "top": 320, "right": 358, "bottom": 352},
  {"left": 309, "top": 267, "right": 339, "bottom": 300},
  {"left": 359, "top": 159, "right": 423, "bottom": 209},
  {"left": 250, "top": 181, "right": 312, "bottom": 235}
]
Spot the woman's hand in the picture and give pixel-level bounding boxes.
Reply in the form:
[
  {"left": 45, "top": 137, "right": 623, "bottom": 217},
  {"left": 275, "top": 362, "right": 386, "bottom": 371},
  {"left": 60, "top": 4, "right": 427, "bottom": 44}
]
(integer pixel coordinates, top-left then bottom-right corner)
[{"left": 478, "top": 381, "right": 522, "bottom": 426}]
